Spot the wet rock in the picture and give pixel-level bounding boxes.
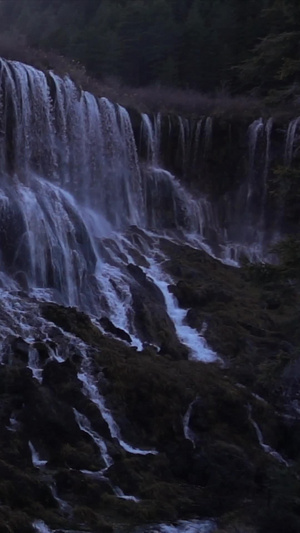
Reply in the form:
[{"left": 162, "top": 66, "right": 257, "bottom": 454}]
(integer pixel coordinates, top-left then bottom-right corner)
[
  {"left": 43, "top": 359, "right": 81, "bottom": 397},
  {"left": 41, "top": 303, "right": 103, "bottom": 346},
  {"left": 43, "top": 359, "right": 112, "bottom": 442},
  {"left": 128, "top": 265, "right": 188, "bottom": 359},
  {"left": 20, "top": 385, "right": 88, "bottom": 467},
  {"left": 13, "top": 271, "right": 29, "bottom": 290},
  {"left": 0, "top": 365, "right": 34, "bottom": 395},
  {"left": 32, "top": 341, "right": 50, "bottom": 362},
  {"left": 48, "top": 325, "right": 63, "bottom": 338},
  {"left": 170, "top": 281, "right": 233, "bottom": 308},
  {"left": 127, "top": 263, "right": 165, "bottom": 305},
  {"left": 100, "top": 317, "right": 132, "bottom": 343},
  {"left": 10, "top": 336, "right": 30, "bottom": 363},
  {"left": 0, "top": 459, "right": 57, "bottom": 511},
  {"left": 55, "top": 469, "right": 114, "bottom": 506}
]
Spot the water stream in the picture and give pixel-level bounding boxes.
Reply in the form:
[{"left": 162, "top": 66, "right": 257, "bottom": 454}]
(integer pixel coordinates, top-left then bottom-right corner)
[{"left": 247, "top": 405, "right": 289, "bottom": 467}]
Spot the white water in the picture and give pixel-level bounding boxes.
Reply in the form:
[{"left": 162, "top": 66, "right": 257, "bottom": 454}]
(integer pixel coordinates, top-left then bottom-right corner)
[
  {"left": 192, "top": 118, "right": 203, "bottom": 170},
  {"left": 183, "top": 400, "right": 197, "bottom": 447},
  {"left": 261, "top": 117, "right": 273, "bottom": 222},
  {"left": 285, "top": 117, "right": 300, "bottom": 165},
  {"left": 32, "top": 521, "right": 53, "bottom": 533},
  {"left": 50, "top": 484, "right": 73, "bottom": 516},
  {"left": 6, "top": 417, "right": 19, "bottom": 432},
  {"left": 78, "top": 359, "right": 158, "bottom": 456},
  {"left": 74, "top": 408, "right": 140, "bottom": 502},
  {"left": 145, "top": 258, "right": 216, "bottom": 363},
  {"left": 29, "top": 441, "right": 47, "bottom": 468},
  {"left": 248, "top": 405, "right": 289, "bottom": 466},
  {"left": 0, "top": 56, "right": 291, "bottom": 360},
  {"left": 27, "top": 346, "right": 43, "bottom": 383},
  {"left": 73, "top": 408, "right": 113, "bottom": 469},
  {"left": 204, "top": 117, "right": 213, "bottom": 154},
  {"left": 247, "top": 118, "right": 264, "bottom": 201},
  {"left": 0, "top": 54, "right": 225, "bottom": 344},
  {"left": 134, "top": 519, "right": 216, "bottom": 533},
  {"left": 113, "top": 486, "right": 141, "bottom": 503},
  {"left": 0, "top": 56, "right": 293, "bottom": 284},
  {"left": 0, "top": 53, "right": 296, "bottom": 533}
]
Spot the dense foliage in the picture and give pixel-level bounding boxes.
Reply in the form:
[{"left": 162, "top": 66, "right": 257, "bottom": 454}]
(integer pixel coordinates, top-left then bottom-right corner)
[{"left": 0, "top": 0, "right": 298, "bottom": 98}]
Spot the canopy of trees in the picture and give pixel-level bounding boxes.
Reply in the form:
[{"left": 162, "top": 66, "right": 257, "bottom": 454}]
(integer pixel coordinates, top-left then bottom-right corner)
[{"left": 0, "top": 0, "right": 299, "bottom": 99}]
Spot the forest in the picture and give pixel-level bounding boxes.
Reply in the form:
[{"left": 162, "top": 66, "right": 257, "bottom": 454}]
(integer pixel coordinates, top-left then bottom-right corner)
[{"left": 0, "top": 0, "right": 299, "bottom": 103}]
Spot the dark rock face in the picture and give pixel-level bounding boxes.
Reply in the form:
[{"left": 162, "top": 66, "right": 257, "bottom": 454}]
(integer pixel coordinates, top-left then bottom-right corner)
[
  {"left": 0, "top": 239, "right": 300, "bottom": 532},
  {"left": 41, "top": 303, "right": 104, "bottom": 346},
  {"left": 127, "top": 263, "right": 189, "bottom": 359},
  {"left": 100, "top": 316, "right": 132, "bottom": 343}
]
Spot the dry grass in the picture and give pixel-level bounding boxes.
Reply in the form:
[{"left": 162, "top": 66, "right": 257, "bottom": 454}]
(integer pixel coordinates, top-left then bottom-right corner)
[{"left": 0, "top": 30, "right": 296, "bottom": 120}]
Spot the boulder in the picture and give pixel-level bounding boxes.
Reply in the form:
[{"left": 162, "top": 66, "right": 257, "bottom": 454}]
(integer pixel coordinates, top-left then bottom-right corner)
[{"left": 100, "top": 317, "right": 132, "bottom": 343}]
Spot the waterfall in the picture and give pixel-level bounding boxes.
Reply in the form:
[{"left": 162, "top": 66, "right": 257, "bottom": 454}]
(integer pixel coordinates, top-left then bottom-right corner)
[
  {"left": 247, "top": 118, "right": 264, "bottom": 202},
  {"left": 0, "top": 56, "right": 297, "bottom": 359},
  {"left": 0, "top": 57, "right": 223, "bottom": 307},
  {"left": 74, "top": 407, "right": 140, "bottom": 501},
  {"left": 0, "top": 58, "right": 144, "bottom": 228},
  {"left": 223, "top": 117, "right": 277, "bottom": 261},
  {"left": 183, "top": 400, "right": 197, "bottom": 447},
  {"left": 133, "top": 520, "right": 216, "bottom": 532},
  {"left": 177, "top": 116, "right": 191, "bottom": 176},
  {"left": 141, "top": 112, "right": 161, "bottom": 164},
  {"left": 1, "top": 56, "right": 296, "bottom": 275},
  {"left": 192, "top": 118, "right": 203, "bottom": 171},
  {"left": 144, "top": 258, "right": 216, "bottom": 363},
  {"left": 32, "top": 521, "right": 53, "bottom": 533},
  {"left": 204, "top": 116, "right": 213, "bottom": 154},
  {"left": 263, "top": 118, "right": 273, "bottom": 190},
  {"left": 247, "top": 405, "right": 289, "bottom": 467},
  {"left": 138, "top": 109, "right": 286, "bottom": 263},
  {"left": 29, "top": 441, "right": 48, "bottom": 468},
  {"left": 73, "top": 408, "right": 113, "bottom": 469},
  {"left": 27, "top": 346, "right": 43, "bottom": 383},
  {"left": 78, "top": 356, "right": 158, "bottom": 455},
  {"left": 284, "top": 117, "right": 300, "bottom": 165},
  {"left": 1, "top": 55, "right": 297, "bottom": 533}
]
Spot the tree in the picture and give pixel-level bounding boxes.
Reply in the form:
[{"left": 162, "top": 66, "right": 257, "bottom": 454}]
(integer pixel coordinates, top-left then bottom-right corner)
[{"left": 237, "top": 0, "right": 300, "bottom": 99}]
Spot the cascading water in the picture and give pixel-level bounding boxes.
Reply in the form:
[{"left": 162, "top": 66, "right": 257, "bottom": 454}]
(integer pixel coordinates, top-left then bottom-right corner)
[
  {"left": 144, "top": 257, "right": 216, "bottom": 363},
  {"left": 203, "top": 116, "right": 213, "bottom": 154},
  {"left": 247, "top": 405, "right": 289, "bottom": 467},
  {"left": 74, "top": 408, "right": 140, "bottom": 502},
  {"left": 74, "top": 408, "right": 113, "bottom": 470},
  {"left": 183, "top": 399, "right": 197, "bottom": 448},
  {"left": 217, "top": 117, "right": 278, "bottom": 262},
  {"left": 29, "top": 441, "right": 48, "bottom": 468},
  {"left": 0, "top": 57, "right": 221, "bottom": 330},
  {"left": 133, "top": 519, "right": 216, "bottom": 533},
  {"left": 78, "top": 357, "right": 158, "bottom": 455},
  {"left": 192, "top": 118, "right": 203, "bottom": 171},
  {"left": 139, "top": 109, "right": 298, "bottom": 262},
  {"left": 284, "top": 116, "right": 300, "bottom": 166},
  {"left": 2, "top": 55, "right": 292, "bottom": 309},
  {"left": 32, "top": 521, "right": 53, "bottom": 533},
  {"left": 1, "top": 55, "right": 294, "bottom": 357}
]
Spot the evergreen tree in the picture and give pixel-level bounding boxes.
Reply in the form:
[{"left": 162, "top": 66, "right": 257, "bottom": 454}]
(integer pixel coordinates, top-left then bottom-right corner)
[{"left": 0, "top": 0, "right": 298, "bottom": 97}]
